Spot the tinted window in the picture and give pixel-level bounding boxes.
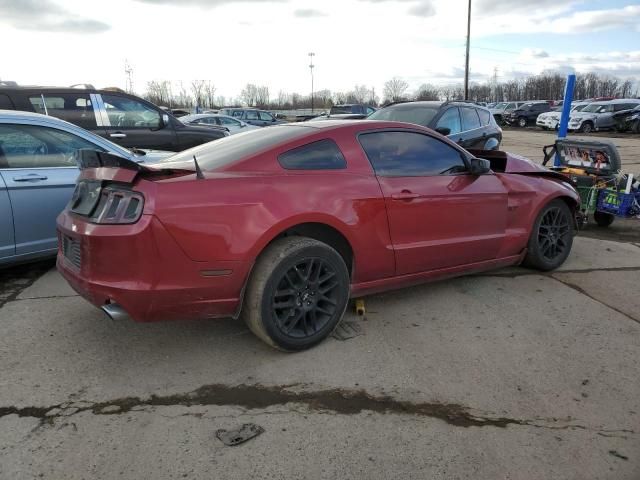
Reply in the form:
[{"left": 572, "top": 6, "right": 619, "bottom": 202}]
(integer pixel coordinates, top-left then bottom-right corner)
[
  {"left": 477, "top": 108, "right": 490, "bottom": 125},
  {"left": 358, "top": 131, "right": 466, "bottom": 177},
  {"left": 219, "top": 116, "right": 241, "bottom": 126},
  {"left": 29, "top": 94, "right": 97, "bottom": 129},
  {"left": 435, "top": 108, "right": 461, "bottom": 135},
  {"left": 101, "top": 94, "right": 161, "bottom": 128},
  {"left": 245, "top": 111, "right": 259, "bottom": 120},
  {"left": 231, "top": 110, "right": 243, "bottom": 118},
  {"left": 368, "top": 104, "right": 440, "bottom": 127},
  {"left": 278, "top": 139, "right": 346, "bottom": 170},
  {"left": 0, "top": 124, "right": 102, "bottom": 168},
  {"left": 0, "top": 94, "right": 14, "bottom": 110},
  {"left": 460, "top": 107, "right": 481, "bottom": 130},
  {"left": 159, "top": 125, "right": 310, "bottom": 170},
  {"left": 258, "top": 111, "right": 274, "bottom": 122},
  {"left": 533, "top": 103, "right": 548, "bottom": 111}
]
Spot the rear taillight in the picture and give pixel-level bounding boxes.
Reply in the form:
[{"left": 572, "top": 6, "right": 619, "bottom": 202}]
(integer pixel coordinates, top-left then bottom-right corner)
[{"left": 90, "top": 188, "right": 144, "bottom": 224}]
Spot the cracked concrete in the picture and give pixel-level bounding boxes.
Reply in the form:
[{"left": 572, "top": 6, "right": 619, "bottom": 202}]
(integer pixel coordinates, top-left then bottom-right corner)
[{"left": 1, "top": 234, "right": 640, "bottom": 478}]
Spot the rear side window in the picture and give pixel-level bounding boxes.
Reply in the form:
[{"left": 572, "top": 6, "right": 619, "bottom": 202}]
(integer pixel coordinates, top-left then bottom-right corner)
[
  {"left": 460, "top": 107, "right": 481, "bottom": 130},
  {"left": 0, "top": 94, "right": 14, "bottom": 110},
  {"left": 29, "top": 94, "right": 97, "bottom": 130},
  {"left": 477, "top": 108, "right": 490, "bottom": 125},
  {"left": 278, "top": 139, "right": 346, "bottom": 170},
  {"left": 358, "top": 131, "right": 466, "bottom": 177},
  {"left": 258, "top": 111, "right": 274, "bottom": 121}
]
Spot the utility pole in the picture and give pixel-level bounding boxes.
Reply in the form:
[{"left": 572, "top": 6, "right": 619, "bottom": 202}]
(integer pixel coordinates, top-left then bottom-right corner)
[
  {"left": 463, "top": 0, "right": 471, "bottom": 100},
  {"left": 308, "top": 52, "right": 315, "bottom": 113},
  {"left": 492, "top": 66, "right": 498, "bottom": 102}
]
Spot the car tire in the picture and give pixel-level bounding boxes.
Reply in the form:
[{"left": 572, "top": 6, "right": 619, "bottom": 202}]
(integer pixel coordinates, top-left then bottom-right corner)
[
  {"left": 593, "top": 211, "right": 615, "bottom": 228},
  {"left": 517, "top": 117, "right": 527, "bottom": 128},
  {"left": 580, "top": 122, "right": 594, "bottom": 133},
  {"left": 523, "top": 200, "right": 574, "bottom": 271},
  {"left": 242, "top": 236, "right": 350, "bottom": 351}
]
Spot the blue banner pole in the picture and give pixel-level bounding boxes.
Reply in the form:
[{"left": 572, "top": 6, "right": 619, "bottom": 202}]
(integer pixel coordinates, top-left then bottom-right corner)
[{"left": 555, "top": 74, "right": 576, "bottom": 166}]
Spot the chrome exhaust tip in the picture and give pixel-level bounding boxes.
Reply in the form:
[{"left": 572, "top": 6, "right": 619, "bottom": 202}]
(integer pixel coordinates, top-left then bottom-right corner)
[{"left": 101, "top": 303, "right": 129, "bottom": 322}]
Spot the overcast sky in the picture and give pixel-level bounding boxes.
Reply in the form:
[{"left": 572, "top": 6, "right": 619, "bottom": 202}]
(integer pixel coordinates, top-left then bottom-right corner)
[{"left": 0, "top": 0, "right": 639, "bottom": 100}]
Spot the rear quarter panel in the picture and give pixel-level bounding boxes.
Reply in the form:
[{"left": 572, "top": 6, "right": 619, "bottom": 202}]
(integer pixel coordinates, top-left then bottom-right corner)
[{"left": 150, "top": 128, "right": 395, "bottom": 284}]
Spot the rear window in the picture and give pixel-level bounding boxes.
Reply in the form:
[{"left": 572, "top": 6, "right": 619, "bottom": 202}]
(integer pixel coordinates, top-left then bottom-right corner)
[
  {"left": 330, "top": 105, "right": 356, "bottom": 114},
  {"left": 158, "top": 125, "right": 311, "bottom": 170},
  {"left": 368, "top": 104, "right": 440, "bottom": 127},
  {"left": 477, "top": 108, "right": 490, "bottom": 125},
  {"left": 278, "top": 139, "right": 346, "bottom": 170},
  {"left": 0, "top": 94, "right": 14, "bottom": 110}
]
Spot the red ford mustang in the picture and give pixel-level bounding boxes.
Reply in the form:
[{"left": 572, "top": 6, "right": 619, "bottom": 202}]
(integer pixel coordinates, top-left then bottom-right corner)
[{"left": 57, "top": 120, "right": 579, "bottom": 351}]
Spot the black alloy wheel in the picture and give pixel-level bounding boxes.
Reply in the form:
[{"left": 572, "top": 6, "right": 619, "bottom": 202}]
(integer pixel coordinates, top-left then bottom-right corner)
[
  {"left": 271, "top": 258, "right": 339, "bottom": 339},
  {"left": 243, "top": 237, "right": 350, "bottom": 351},
  {"left": 524, "top": 200, "right": 574, "bottom": 271}
]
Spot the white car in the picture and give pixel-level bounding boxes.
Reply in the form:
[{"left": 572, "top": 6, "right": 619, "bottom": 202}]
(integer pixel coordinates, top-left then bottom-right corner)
[
  {"left": 568, "top": 99, "right": 640, "bottom": 133},
  {"left": 536, "top": 102, "right": 591, "bottom": 131},
  {"left": 180, "top": 113, "right": 258, "bottom": 135}
]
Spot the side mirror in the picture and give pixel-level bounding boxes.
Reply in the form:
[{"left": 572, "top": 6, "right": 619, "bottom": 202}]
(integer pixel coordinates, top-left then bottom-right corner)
[
  {"left": 469, "top": 157, "right": 491, "bottom": 175},
  {"left": 435, "top": 127, "right": 451, "bottom": 136},
  {"left": 272, "top": 117, "right": 277, "bottom": 122}
]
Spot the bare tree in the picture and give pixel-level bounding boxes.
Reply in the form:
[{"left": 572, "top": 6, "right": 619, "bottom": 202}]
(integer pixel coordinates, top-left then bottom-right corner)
[
  {"left": 240, "top": 84, "right": 258, "bottom": 106},
  {"left": 191, "top": 80, "right": 206, "bottom": 109},
  {"left": 383, "top": 77, "right": 409, "bottom": 103},
  {"left": 415, "top": 83, "right": 440, "bottom": 101}
]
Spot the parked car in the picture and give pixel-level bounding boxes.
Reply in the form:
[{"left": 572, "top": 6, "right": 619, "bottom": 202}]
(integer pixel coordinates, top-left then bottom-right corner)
[
  {"left": 330, "top": 104, "right": 377, "bottom": 116},
  {"left": 0, "top": 85, "right": 228, "bottom": 151},
  {"left": 612, "top": 104, "right": 640, "bottom": 133},
  {"left": 568, "top": 99, "right": 640, "bottom": 133},
  {"left": 504, "top": 102, "right": 552, "bottom": 127},
  {"left": 367, "top": 101, "right": 502, "bottom": 150},
  {"left": 0, "top": 110, "right": 171, "bottom": 267},
  {"left": 219, "top": 108, "right": 284, "bottom": 127},
  {"left": 490, "top": 102, "right": 526, "bottom": 123},
  {"left": 57, "top": 120, "right": 578, "bottom": 351},
  {"left": 536, "top": 102, "right": 591, "bottom": 130},
  {"left": 179, "top": 114, "right": 259, "bottom": 135}
]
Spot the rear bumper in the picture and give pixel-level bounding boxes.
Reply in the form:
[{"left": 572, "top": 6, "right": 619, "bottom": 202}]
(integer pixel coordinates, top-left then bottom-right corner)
[{"left": 56, "top": 212, "right": 250, "bottom": 322}]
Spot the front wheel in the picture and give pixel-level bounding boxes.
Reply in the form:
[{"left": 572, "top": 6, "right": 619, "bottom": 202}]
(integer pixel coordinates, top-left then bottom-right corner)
[
  {"left": 518, "top": 117, "right": 527, "bottom": 128},
  {"left": 242, "top": 237, "right": 350, "bottom": 351},
  {"left": 523, "top": 200, "right": 574, "bottom": 271},
  {"left": 580, "top": 122, "right": 594, "bottom": 133}
]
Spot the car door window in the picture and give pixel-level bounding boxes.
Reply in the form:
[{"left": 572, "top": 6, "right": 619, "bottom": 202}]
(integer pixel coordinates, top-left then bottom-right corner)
[
  {"left": 219, "top": 117, "right": 241, "bottom": 126},
  {"left": 101, "top": 94, "right": 161, "bottom": 129},
  {"left": 358, "top": 131, "right": 467, "bottom": 177},
  {"left": 435, "top": 108, "right": 461, "bottom": 135},
  {"left": 258, "top": 111, "right": 274, "bottom": 122},
  {"left": 0, "top": 124, "right": 102, "bottom": 168},
  {"left": 245, "top": 111, "right": 259, "bottom": 121},
  {"left": 506, "top": 103, "right": 516, "bottom": 109},
  {"left": 29, "top": 94, "right": 97, "bottom": 130},
  {"left": 477, "top": 108, "right": 490, "bottom": 125},
  {"left": 460, "top": 107, "right": 481, "bottom": 131},
  {"left": 366, "top": 107, "right": 375, "bottom": 115},
  {"left": 278, "top": 139, "right": 346, "bottom": 170},
  {"left": 231, "top": 111, "right": 244, "bottom": 118}
]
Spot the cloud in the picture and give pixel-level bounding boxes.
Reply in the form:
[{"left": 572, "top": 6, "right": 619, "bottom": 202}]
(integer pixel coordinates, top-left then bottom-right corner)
[
  {"left": 475, "top": 0, "right": 576, "bottom": 15},
  {"left": 0, "top": 0, "right": 109, "bottom": 33},
  {"left": 408, "top": 2, "right": 435, "bottom": 17},
  {"left": 522, "top": 48, "right": 550, "bottom": 58},
  {"left": 294, "top": 8, "right": 327, "bottom": 18},
  {"left": 358, "top": 0, "right": 435, "bottom": 17},
  {"left": 134, "top": 0, "right": 287, "bottom": 6}
]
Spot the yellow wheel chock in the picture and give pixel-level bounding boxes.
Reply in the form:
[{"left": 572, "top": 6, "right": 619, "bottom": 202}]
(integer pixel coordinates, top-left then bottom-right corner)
[{"left": 355, "top": 298, "right": 366, "bottom": 316}]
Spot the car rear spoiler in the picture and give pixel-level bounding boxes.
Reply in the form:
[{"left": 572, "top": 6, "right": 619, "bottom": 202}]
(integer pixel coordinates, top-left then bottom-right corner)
[{"left": 76, "top": 149, "right": 143, "bottom": 171}]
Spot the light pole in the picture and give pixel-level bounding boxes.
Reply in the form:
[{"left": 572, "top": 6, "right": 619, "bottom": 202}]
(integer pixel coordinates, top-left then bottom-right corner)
[
  {"left": 463, "top": 0, "right": 471, "bottom": 100},
  {"left": 308, "top": 52, "right": 315, "bottom": 113}
]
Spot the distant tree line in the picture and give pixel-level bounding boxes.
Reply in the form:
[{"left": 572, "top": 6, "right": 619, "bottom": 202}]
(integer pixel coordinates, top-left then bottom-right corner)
[{"left": 143, "top": 72, "right": 638, "bottom": 111}]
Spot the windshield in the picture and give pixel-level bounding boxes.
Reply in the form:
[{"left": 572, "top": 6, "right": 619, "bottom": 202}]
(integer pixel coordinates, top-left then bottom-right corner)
[
  {"left": 157, "top": 125, "right": 310, "bottom": 170},
  {"left": 368, "top": 104, "right": 440, "bottom": 127},
  {"left": 572, "top": 104, "right": 588, "bottom": 112},
  {"left": 582, "top": 103, "right": 611, "bottom": 113},
  {"left": 330, "top": 106, "right": 355, "bottom": 114},
  {"left": 493, "top": 102, "right": 508, "bottom": 109}
]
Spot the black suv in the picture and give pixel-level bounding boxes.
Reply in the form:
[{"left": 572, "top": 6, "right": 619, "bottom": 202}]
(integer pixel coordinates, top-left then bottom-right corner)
[
  {"left": 504, "top": 102, "right": 551, "bottom": 128},
  {"left": 0, "top": 86, "right": 228, "bottom": 151},
  {"left": 367, "top": 101, "right": 502, "bottom": 150}
]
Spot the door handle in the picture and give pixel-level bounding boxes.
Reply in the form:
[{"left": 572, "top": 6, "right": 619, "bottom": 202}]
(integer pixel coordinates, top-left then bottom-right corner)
[
  {"left": 13, "top": 174, "right": 48, "bottom": 182},
  {"left": 109, "top": 132, "right": 127, "bottom": 138},
  {"left": 391, "top": 190, "right": 420, "bottom": 201}
]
